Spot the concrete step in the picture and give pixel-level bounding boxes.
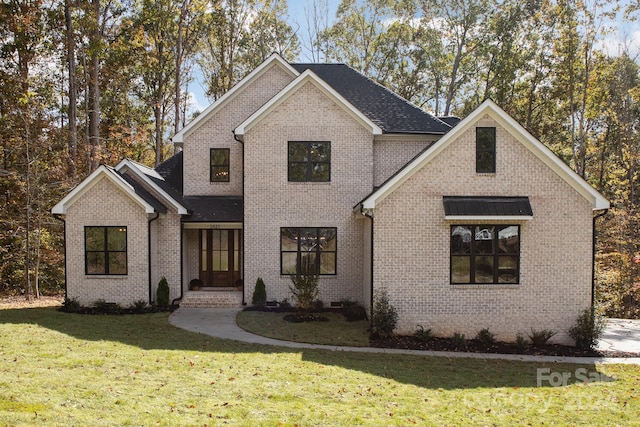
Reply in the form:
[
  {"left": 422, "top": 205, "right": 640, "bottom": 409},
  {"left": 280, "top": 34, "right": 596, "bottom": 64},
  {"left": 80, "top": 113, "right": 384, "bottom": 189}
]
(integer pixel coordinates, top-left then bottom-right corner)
[{"left": 179, "top": 288, "right": 243, "bottom": 308}]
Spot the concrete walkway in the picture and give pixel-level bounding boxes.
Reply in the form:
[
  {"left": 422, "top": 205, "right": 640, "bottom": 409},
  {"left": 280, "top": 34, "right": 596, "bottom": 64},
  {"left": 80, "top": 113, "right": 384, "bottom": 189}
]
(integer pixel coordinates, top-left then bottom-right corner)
[{"left": 169, "top": 308, "right": 640, "bottom": 365}]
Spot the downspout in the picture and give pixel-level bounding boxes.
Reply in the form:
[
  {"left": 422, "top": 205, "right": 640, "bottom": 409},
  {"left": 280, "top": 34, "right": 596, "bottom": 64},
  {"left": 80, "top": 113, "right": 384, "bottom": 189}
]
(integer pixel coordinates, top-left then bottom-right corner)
[
  {"left": 233, "top": 130, "right": 246, "bottom": 305},
  {"left": 361, "top": 206, "right": 374, "bottom": 321},
  {"left": 591, "top": 208, "right": 609, "bottom": 309},
  {"left": 172, "top": 221, "right": 185, "bottom": 306},
  {"left": 148, "top": 212, "right": 160, "bottom": 305},
  {"left": 53, "top": 214, "right": 67, "bottom": 300}
]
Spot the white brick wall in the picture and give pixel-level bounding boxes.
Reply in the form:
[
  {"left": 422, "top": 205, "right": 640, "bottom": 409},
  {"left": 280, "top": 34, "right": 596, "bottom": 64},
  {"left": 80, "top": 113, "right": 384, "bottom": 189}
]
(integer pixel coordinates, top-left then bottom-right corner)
[
  {"left": 372, "top": 116, "right": 593, "bottom": 344},
  {"left": 65, "top": 177, "right": 151, "bottom": 306},
  {"left": 183, "top": 63, "right": 296, "bottom": 197},
  {"left": 243, "top": 81, "right": 373, "bottom": 306},
  {"left": 373, "top": 136, "right": 439, "bottom": 186}
]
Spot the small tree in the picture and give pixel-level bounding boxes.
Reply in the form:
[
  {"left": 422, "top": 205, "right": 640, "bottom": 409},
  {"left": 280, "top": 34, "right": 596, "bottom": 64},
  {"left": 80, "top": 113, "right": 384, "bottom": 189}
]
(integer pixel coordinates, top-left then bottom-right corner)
[
  {"left": 157, "top": 276, "right": 170, "bottom": 307},
  {"left": 252, "top": 277, "right": 267, "bottom": 307},
  {"left": 371, "top": 289, "right": 398, "bottom": 338},
  {"left": 289, "top": 256, "right": 319, "bottom": 313},
  {"left": 569, "top": 308, "right": 605, "bottom": 350}
]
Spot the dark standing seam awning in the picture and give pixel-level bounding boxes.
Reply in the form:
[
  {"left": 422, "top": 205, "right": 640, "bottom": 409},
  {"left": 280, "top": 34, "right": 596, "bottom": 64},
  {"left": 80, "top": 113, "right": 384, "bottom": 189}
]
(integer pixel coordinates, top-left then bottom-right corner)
[{"left": 443, "top": 196, "right": 533, "bottom": 219}]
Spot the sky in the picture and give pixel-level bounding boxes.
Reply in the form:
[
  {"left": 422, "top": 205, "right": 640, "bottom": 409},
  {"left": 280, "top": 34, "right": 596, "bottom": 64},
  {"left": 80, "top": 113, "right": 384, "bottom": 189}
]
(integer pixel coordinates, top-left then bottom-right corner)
[{"left": 186, "top": 0, "right": 640, "bottom": 116}]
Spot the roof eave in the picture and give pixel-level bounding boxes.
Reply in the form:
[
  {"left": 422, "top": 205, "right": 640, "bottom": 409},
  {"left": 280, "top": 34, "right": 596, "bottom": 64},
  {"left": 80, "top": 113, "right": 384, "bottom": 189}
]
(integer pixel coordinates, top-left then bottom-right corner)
[
  {"left": 235, "top": 69, "right": 383, "bottom": 137},
  {"left": 116, "top": 159, "right": 188, "bottom": 215},
  {"left": 172, "top": 53, "right": 299, "bottom": 144},
  {"left": 51, "top": 166, "right": 156, "bottom": 215},
  {"left": 361, "top": 99, "right": 610, "bottom": 212}
]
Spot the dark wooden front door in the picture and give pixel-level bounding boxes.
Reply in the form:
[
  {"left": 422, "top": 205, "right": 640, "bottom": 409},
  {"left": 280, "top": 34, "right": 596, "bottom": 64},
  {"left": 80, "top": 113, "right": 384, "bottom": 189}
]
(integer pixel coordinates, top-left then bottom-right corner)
[{"left": 199, "top": 229, "right": 241, "bottom": 287}]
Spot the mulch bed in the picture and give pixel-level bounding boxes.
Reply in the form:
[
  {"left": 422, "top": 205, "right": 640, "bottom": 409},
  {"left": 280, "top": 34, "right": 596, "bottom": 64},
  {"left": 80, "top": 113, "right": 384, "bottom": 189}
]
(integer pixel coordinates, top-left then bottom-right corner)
[{"left": 370, "top": 335, "right": 640, "bottom": 358}]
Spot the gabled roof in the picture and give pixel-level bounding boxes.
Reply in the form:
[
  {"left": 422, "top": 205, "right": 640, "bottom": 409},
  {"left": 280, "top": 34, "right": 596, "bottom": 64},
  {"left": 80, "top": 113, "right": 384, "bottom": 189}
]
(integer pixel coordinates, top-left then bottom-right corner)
[
  {"left": 51, "top": 165, "right": 159, "bottom": 215},
  {"left": 359, "top": 99, "right": 610, "bottom": 212},
  {"left": 291, "top": 63, "right": 452, "bottom": 134},
  {"left": 172, "top": 53, "right": 299, "bottom": 144},
  {"left": 115, "top": 159, "right": 188, "bottom": 215},
  {"left": 234, "top": 69, "right": 382, "bottom": 137}
]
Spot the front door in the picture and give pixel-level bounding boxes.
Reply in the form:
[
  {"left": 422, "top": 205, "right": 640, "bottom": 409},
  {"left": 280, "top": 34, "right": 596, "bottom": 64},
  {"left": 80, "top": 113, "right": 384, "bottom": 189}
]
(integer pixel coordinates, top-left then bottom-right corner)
[{"left": 199, "top": 229, "right": 241, "bottom": 287}]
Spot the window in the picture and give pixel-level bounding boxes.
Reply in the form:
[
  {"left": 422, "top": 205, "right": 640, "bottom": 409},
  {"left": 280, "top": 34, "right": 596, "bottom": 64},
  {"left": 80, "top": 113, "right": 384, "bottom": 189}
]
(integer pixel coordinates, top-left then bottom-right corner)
[
  {"left": 450, "top": 225, "right": 519, "bottom": 284},
  {"left": 210, "top": 148, "right": 230, "bottom": 182},
  {"left": 85, "top": 226, "right": 127, "bottom": 275},
  {"left": 281, "top": 227, "right": 337, "bottom": 275},
  {"left": 476, "top": 127, "right": 496, "bottom": 173},
  {"left": 288, "top": 141, "right": 331, "bottom": 182}
]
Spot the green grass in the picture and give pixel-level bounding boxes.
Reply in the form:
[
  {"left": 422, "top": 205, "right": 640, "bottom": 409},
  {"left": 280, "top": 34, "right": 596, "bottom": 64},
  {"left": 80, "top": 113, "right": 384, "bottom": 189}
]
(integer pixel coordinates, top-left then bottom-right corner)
[
  {"left": 236, "top": 310, "right": 370, "bottom": 346},
  {"left": 0, "top": 307, "right": 638, "bottom": 426}
]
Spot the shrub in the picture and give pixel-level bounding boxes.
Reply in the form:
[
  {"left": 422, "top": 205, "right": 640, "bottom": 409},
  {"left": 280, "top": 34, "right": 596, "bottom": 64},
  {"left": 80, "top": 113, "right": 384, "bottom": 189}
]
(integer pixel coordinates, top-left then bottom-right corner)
[
  {"left": 452, "top": 332, "right": 467, "bottom": 350},
  {"left": 289, "top": 262, "right": 319, "bottom": 313},
  {"left": 528, "top": 328, "right": 557, "bottom": 346},
  {"left": 569, "top": 308, "right": 605, "bottom": 350},
  {"left": 341, "top": 300, "right": 368, "bottom": 322},
  {"left": 414, "top": 325, "right": 433, "bottom": 342},
  {"left": 93, "top": 299, "right": 121, "bottom": 314},
  {"left": 252, "top": 278, "right": 267, "bottom": 307},
  {"left": 61, "top": 297, "right": 81, "bottom": 313},
  {"left": 370, "top": 290, "right": 398, "bottom": 338},
  {"left": 475, "top": 328, "right": 496, "bottom": 346},
  {"left": 157, "top": 277, "right": 170, "bottom": 307},
  {"left": 514, "top": 333, "right": 529, "bottom": 351},
  {"left": 278, "top": 298, "right": 291, "bottom": 308},
  {"left": 131, "top": 300, "right": 148, "bottom": 313}
]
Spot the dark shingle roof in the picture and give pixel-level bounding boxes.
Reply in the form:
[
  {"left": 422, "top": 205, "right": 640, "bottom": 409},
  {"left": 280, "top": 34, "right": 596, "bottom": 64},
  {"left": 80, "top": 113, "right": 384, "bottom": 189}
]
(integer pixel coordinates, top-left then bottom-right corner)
[
  {"left": 291, "top": 63, "right": 451, "bottom": 134},
  {"left": 156, "top": 151, "right": 184, "bottom": 195},
  {"left": 443, "top": 196, "right": 533, "bottom": 217},
  {"left": 118, "top": 172, "right": 167, "bottom": 213},
  {"left": 183, "top": 196, "right": 243, "bottom": 222}
]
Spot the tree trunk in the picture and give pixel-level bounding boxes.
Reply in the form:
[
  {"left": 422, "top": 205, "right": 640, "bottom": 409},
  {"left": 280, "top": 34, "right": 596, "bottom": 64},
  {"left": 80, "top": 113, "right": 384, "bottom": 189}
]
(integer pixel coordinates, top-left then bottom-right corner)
[
  {"left": 65, "top": 0, "right": 78, "bottom": 177},
  {"left": 88, "top": 0, "right": 101, "bottom": 172}
]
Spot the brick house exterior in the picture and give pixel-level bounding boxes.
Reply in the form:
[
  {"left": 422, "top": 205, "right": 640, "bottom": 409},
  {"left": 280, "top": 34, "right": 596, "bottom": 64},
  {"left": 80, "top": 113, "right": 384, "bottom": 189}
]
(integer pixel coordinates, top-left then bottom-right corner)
[{"left": 52, "top": 54, "right": 608, "bottom": 344}]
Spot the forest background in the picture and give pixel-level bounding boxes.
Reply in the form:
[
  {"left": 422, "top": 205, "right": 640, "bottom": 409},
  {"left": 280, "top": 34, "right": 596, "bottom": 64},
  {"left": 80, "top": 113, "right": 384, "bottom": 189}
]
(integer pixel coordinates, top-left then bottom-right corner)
[{"left": 1, "top": 0, "right": 639, "bottom": 318}]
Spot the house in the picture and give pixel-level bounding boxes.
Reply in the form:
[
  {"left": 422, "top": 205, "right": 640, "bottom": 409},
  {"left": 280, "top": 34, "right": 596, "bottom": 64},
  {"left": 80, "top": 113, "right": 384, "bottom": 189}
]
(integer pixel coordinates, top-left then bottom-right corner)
[{"left": 52, "top": 53, "right": 609, "bottom": 344}]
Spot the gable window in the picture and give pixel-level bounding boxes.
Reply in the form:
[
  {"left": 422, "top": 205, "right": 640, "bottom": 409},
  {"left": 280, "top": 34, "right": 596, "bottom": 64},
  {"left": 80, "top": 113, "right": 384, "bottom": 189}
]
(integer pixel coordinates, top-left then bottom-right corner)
[
  {"left": 476, "top": 127, "right": 496, "bottom": 173},
  {"left": 450, "top": 225, "right": 519, "bottom": 284},
  {"left": 85, "top": 226, "right": 127, "bottom": 275},
  {"left": 288, "top": 141, "right": 331, "bottom": 182},
  {"left": 281, "top": 227, "right": 337, "bottom": 275},
  {"left": 210, "top": 148, "right": 230, "bottom": 182}
]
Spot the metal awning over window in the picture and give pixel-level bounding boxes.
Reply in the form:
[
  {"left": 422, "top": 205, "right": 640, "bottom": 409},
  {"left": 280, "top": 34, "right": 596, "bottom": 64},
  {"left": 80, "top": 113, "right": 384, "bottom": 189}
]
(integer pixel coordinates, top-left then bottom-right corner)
[{"left": 443, "top": 196, "right": 533, "bottom": 221}]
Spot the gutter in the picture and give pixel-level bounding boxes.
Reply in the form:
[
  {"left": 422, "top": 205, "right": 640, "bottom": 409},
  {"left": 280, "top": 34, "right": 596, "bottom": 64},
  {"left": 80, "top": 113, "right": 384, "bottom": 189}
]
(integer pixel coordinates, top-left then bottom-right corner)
[
  {"left": 172, "top": 221, "right": 185, "bottom": 306},
  {"left": 360, "top": 205, "right": 374, "bottom": 322},
  {"left": 233, "top": 130, "right": 246, "bottom": 306},
  {"left": 592, "top": 208, "right": 609, "bottom": 309},
  {"left": 53, "top": 214, "right": 67, "bottom": 300},
  {"left": 148, "top": 212, "right": 160, "bottom": 304}
]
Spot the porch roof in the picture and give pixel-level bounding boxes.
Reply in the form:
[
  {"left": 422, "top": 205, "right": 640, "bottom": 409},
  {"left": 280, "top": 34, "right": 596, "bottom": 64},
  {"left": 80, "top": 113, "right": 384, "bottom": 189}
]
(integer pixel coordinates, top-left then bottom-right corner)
[{"left": 182, "top": 196, "right": 243, "bottom": 222}]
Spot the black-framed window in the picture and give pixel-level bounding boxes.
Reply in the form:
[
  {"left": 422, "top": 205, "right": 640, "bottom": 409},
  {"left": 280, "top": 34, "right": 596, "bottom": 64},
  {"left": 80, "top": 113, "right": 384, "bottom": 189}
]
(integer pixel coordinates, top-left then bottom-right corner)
[
  {"left": 85, "top": 226, "right": 127, "bottom": 275},
  {"left": 476, "top": 127, "right": 496, "bottom": 173},
  {"left": 288, "top": 141, "right": 331, "bottom": 182},
  {"left": 281, "top": 227, "right": 337, "bottom": 275},
  {"left": 450, "top": 225, "right": 519, "bottom": 284},
  {"left": 210, "top": 148, "right": 230, "bottom": 182}
]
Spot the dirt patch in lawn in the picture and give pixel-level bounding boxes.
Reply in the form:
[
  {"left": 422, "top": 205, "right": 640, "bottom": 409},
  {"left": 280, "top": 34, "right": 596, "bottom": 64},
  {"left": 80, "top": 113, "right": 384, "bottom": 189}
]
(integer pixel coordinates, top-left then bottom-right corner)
[{"left": 0, "top": 295, "right": 63, "bottom": 309}]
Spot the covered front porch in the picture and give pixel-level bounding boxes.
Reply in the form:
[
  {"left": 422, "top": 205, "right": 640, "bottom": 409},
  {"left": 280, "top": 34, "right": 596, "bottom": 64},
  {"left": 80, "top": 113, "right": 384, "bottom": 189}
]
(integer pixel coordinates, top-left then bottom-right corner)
[{"left": 180, "top": 196, "right": 244, "bottom": 307}]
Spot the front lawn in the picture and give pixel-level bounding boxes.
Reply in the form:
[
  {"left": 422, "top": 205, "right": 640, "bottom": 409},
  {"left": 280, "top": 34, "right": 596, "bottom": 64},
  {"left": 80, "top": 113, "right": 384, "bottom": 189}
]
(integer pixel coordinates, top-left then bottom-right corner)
[
  {"left": 236, "top": 310, "right": 370, "bottom": 346},
  {"left": 0, "top": 307, "right": 638, "bottom": 426}
]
